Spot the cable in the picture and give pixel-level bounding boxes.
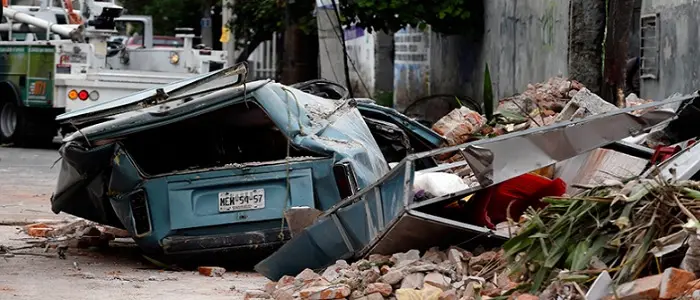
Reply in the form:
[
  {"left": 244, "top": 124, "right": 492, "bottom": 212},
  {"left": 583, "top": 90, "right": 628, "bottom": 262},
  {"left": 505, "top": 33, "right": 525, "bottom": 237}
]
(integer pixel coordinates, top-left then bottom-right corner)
[
  {"left": 329, "top": 0, "right": 353, "bottom": 99},
  {"left": 319, "top": 1, "right": 371, "bottom": 97},
  {"left": 318, "top": 18, "right": 341, "bottom": 84}
]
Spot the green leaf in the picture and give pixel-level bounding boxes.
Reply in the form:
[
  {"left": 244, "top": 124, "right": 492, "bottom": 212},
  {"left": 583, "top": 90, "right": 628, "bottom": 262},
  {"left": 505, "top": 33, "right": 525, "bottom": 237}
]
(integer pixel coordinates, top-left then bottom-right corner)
[
  {"left": 455, "top": 96, "right": 463, "bottom": 107},
  {"left": 530, "top": 266, "right": 549, "bottom": 293},
  {"left": 684, "top": 188, "right": 700, "bottom": 199},
  {"left": 529, "top": 233, "right": 549, "bottom": 239},
  {"left": 568, "top": 240, "right": 590, "bottom": 270},
  {"left": 572, "top": 235, "right": 608, "bottom": 271}
]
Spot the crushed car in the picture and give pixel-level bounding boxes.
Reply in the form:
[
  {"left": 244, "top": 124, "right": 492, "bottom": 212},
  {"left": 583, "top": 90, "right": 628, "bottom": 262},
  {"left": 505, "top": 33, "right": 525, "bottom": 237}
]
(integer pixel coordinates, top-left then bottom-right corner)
[{"left": 50, "top": 63, "right": 444, "bottom": 255}]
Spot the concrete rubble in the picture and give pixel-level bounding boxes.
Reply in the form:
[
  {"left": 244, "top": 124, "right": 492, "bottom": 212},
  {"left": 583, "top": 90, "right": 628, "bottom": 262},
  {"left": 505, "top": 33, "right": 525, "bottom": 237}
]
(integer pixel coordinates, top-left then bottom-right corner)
[
  {"left": 0, "top": 218, "right": 133, "bottom": 260},
  {"left": 256, "top": 247, "right": 515, "bottom": 300}
]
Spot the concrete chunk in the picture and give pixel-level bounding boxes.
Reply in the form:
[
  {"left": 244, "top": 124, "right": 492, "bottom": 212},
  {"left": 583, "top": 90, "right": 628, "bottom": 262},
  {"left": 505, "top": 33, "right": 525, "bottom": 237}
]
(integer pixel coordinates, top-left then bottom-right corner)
[
  {"left": 424, "top": 272, "right": 452, "bottom": 291},
  {"left": 554, "top": 88, "right": 618, "bottom": 122},
  {"left": 400, "top": 273, "right": 425, "bottom": 290}
]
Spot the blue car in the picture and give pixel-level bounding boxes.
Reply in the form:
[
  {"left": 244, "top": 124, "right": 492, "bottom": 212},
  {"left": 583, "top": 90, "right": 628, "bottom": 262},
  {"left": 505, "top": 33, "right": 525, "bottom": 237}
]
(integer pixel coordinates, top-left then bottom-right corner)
[{"left": 51, "top": 63, "right": 444, "bottom": 255}]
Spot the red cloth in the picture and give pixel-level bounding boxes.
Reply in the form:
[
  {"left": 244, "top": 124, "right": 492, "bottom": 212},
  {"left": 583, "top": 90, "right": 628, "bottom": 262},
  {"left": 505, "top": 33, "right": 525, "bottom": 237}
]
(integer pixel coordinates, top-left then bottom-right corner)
[{"left": 469, "top": 173, "right": 567, "bottom": 229}]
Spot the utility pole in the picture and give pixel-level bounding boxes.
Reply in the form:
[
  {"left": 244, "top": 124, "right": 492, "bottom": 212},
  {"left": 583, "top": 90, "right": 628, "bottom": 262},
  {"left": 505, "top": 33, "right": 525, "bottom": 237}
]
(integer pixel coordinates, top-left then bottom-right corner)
[
  {"left": 221, "top": 0, "right": 235, "bottom": 66},
  {"left": 568, "top": 0, "right": 606, "bottom": 96},
  {"left": 602, "top": 0, "right": 635, "bottom": 106}
]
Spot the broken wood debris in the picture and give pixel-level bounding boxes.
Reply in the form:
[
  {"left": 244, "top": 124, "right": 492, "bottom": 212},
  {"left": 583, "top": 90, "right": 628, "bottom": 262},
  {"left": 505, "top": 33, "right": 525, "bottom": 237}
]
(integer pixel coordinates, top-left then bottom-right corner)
[{"left": 2, "top": 218, "right": 134, "bottom": 260}]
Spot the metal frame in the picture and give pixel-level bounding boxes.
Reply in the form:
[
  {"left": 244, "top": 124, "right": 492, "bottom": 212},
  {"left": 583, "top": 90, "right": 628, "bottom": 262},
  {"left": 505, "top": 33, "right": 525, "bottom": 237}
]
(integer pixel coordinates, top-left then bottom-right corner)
[{"left": 254, "top": 92, "right": 698, "bottom": 280}]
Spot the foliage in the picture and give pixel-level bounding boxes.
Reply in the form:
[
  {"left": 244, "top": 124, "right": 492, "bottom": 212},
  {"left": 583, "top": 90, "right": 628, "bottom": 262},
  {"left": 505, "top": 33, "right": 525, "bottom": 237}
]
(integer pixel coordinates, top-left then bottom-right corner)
[
  {"left": 224, "top": 0, "right": 482, "bottom": 56},
  {"left": 337, "top": 0, "right": 483, "bottom": 36},
  {"left": 119, "top": 0, "right": 217, "bottom": 36},
  {"left": 225, "top": 0, "right": 317, "bottom": 50},
  {"left": 504, "top": 177, "right": 700, "bottom": 293}
]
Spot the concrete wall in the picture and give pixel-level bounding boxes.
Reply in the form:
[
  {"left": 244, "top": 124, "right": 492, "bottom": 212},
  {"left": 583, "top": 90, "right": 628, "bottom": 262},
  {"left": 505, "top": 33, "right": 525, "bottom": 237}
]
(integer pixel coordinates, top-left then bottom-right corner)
[
  {"left": 316, "top": 2, "right": 347, "bottom": 88},
  {"left": 392, "top": 0, "right": 570, "bottom": 111},
  {"left": 316, "top": 0, "right": 394, "bottom": 100},
  {"left": 640, "top": 0, "right": 700, "bottom": 100},
  {"left": 467, "top": 0, "right": 570, "bottom": 100}
]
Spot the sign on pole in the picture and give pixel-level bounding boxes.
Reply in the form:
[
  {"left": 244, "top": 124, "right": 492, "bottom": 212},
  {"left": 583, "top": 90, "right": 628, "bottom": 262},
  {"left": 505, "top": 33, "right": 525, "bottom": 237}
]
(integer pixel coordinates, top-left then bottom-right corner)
[{"left": 200, "top": 18, "right": 212, "bottom": 29}]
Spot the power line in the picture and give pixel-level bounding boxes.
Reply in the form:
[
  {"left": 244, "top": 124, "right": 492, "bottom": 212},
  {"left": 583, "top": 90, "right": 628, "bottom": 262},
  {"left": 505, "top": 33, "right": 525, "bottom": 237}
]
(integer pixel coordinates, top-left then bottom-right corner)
[
  {"left": 329, "top": 0, "right": 353, "bottom": 99},
  {"left": 319, "top": 0, "right": 371, "bottom": 97}
]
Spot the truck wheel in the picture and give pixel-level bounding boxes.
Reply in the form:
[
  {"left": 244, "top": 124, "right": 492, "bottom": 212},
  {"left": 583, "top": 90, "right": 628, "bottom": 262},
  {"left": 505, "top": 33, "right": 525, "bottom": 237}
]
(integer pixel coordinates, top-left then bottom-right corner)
[
  {"left": 0, "top": 101, "right": 57, "bottom": 147},
  {"left": 0, "top": 101, "right": 19, "bottom": 143}
]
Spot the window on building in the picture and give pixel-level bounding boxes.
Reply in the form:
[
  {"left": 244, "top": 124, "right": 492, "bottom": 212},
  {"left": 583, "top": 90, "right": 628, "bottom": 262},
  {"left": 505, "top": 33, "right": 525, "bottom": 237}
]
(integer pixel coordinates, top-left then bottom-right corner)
[{"left": 640, "top": 14, "right": 659, "bottom": 79}]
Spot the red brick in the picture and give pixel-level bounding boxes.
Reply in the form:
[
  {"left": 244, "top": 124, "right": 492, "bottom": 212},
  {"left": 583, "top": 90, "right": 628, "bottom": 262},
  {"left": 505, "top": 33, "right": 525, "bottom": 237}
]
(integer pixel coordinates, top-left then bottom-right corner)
[
  {"left": 365, "top": 283, "right": 392, "bottom": 297},
  {"left": 298, "top": 284, "right": 351, "bottom": 299},
  {"left": 24, "top": 223, "right": 51, "bottom": 231},
  {"left": 26, "top": 227, "right": 53, "bottom": 237},
  {"left": 296, "top": 268, "right": 321, "bottom": 284},
  {"left": 197, "top": 266, "right": 226, "bottom": 277},
  {"left": 660, "top": 268, "right": 696, "bottom": 299},
  {"left": 604, "top": 274, "right": 662, "bottom": 300},
  {"left": 276, "top": 275, "right": 296, "bottom": 289},
  {"left": 685, "top": 278, "right": 700, "bottom": 293},
  {"left": 380, "top": 265, "right": 391, "bottom": 275}
]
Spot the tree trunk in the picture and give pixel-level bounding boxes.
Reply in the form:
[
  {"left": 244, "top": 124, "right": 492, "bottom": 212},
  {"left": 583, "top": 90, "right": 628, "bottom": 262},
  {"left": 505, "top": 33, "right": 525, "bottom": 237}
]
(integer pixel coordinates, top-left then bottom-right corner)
[
  {"left": 280, "top": 24, "right": 319, "bottom": 84},
  {"left": 602, "top": 0, "right": 635, "bottom": 106},
  {"left": 568, "top": 0, "right": 606, "bottom": 96}
]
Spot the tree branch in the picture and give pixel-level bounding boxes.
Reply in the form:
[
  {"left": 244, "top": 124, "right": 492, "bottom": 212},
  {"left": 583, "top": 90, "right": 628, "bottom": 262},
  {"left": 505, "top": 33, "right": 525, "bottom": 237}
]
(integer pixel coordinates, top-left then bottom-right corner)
[{"left": 235, "top": 34, "right": 269, "bottom": 63}]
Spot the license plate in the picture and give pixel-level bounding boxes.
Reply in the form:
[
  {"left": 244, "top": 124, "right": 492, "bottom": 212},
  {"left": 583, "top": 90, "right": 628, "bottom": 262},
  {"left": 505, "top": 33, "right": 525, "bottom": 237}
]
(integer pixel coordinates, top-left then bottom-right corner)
[{"left": 218, "top": 189, "right": 265, "bottom": 212}]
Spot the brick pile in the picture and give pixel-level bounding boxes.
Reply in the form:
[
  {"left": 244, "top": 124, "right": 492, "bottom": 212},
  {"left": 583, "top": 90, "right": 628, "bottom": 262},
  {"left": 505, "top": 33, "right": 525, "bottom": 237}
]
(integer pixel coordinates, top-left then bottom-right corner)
[{"left": 244, "top": 247, "right": 530, "bottom": 300}]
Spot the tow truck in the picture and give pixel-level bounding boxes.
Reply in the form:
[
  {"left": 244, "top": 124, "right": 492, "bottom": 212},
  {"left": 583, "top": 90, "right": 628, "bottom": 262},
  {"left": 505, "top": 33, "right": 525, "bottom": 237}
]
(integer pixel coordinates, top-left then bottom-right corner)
[{"left": 0, "top": 0, "right": 228, "bottom": 145}]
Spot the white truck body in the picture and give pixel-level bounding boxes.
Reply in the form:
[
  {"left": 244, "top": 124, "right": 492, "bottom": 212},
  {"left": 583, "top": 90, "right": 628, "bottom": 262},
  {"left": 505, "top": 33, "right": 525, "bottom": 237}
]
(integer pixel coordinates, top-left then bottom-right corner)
[{"left": 0, "top": 0, "right": 230, "bottom": 144}]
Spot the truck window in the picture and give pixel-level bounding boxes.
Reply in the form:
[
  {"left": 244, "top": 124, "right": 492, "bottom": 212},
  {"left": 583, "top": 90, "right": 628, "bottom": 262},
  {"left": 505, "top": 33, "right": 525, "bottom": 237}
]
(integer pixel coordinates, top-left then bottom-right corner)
[
  {"left": 55, "top": 14, "right": 67, "bottom": 24},
  {"left": 11, "top": 33, "right": 28, "bottom": 41}
]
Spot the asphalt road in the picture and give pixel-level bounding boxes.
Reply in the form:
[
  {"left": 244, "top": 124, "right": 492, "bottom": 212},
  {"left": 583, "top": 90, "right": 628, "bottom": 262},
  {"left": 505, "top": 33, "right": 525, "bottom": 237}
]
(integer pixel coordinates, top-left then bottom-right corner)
[
  {"left": 0, "top": 145, "right": 69, "bottom": 223},
  {"left": 0, "top": 146, "right": 268, "bottom": 299}
]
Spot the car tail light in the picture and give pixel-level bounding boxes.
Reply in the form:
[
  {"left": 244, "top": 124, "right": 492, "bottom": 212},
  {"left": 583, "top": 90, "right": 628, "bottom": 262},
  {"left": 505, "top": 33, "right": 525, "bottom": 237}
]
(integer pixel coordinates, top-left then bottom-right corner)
[
  {"left": 333, "top": 162, "right": 358, "bottom": 200},
  {"left": 68, "top": 89, "right": 78, "bottom": 100},
  {"left": 78, "top": 90, "right": 89, "bottom": 101},
  {"left": 129, "top": 190, "right": 152, "bottom": 236}
]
